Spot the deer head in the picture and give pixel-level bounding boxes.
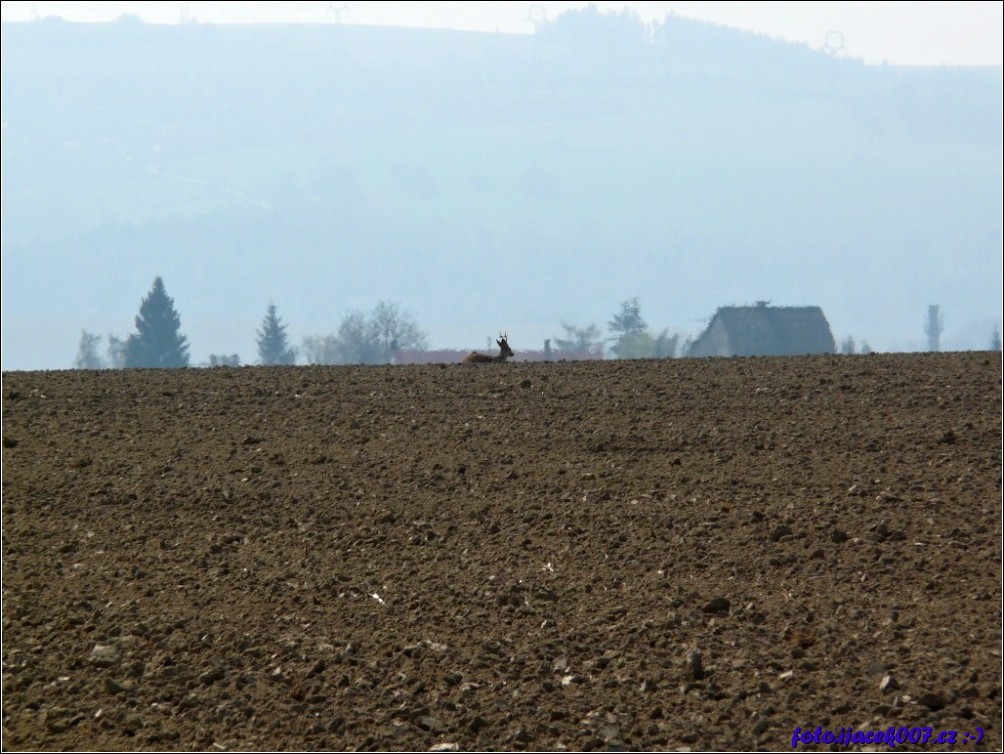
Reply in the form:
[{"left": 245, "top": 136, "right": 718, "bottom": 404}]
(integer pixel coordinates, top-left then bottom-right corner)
[{"left": 495, "top": 333, "right": 514, "bottom": 360}]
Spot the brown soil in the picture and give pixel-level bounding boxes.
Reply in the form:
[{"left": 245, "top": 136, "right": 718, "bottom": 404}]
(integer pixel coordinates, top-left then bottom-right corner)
[{"left": 2, "top": 352, "right": 1001, "bottom": 751}]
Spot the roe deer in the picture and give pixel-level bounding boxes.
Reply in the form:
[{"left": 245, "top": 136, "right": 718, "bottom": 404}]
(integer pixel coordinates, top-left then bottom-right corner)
[{"left": 464, "top": 333, "right": 514, "bottom": 363}]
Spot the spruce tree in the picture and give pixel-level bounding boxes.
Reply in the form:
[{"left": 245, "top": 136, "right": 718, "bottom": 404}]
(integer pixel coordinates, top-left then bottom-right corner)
[
  {"left": 124, "top": 277, "right": 190, "bottom": 368},
  {"left": 257, "top": 303, "right": 298, "bottom": 365}
]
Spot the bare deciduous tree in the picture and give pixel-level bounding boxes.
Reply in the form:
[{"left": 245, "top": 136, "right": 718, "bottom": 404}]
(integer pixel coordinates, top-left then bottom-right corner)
[
  {"left": 303, "top": 302, "right": 428, "bottom": 365},
  {"left": 74, "top": 330, "right": 104, "bottom": 369}
]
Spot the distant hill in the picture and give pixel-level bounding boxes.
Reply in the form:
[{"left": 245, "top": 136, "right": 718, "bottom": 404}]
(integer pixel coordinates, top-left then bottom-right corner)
[{"left": 2, "top": 13, "right": 1001, "bottom": 369}]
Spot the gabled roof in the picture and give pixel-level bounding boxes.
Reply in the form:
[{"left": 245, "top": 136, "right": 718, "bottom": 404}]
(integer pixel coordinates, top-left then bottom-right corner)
[{"left": 689, "top": 304, "right": 835, "bottom": 357}]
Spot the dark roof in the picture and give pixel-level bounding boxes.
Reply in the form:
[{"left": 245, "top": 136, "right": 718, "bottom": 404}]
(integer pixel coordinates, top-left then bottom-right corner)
[{"left": 689, "top": 304, "right": 835, "bottom": 357}]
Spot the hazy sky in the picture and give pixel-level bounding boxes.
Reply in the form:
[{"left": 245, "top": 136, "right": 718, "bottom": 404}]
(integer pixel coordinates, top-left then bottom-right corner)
[{"left": 1, "top": 1, "right": 1001, "bottom": 66}]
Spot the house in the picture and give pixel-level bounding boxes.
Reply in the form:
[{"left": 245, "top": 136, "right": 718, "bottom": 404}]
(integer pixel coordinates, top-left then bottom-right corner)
[{"left": 687, "top": 302, "right": 836, "bottom": 357}]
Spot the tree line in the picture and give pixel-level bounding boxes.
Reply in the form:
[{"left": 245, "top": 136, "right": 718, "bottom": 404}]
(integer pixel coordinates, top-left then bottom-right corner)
[{"left": 74, "top": 277, "right": 690, "bottom": 369}]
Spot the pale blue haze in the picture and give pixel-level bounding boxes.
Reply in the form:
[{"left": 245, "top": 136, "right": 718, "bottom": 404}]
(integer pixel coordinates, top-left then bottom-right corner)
[{"left": 1, "top": 8, "right": 1001, "bottom": 368}]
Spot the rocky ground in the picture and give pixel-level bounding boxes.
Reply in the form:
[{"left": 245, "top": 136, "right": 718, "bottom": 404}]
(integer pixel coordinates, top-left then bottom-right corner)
[{"left": 2, "top": 352, "right": 1001, "bottom": 751}]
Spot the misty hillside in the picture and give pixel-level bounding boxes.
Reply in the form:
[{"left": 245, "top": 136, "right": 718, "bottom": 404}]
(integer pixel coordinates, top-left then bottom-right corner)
[{"left": 2, "top": 12, "right": 1001, "bottom": 369}]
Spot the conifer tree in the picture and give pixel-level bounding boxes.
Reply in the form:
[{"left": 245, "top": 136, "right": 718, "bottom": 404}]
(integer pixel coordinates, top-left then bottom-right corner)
[
  {"left": 124, "top": 277, "right": 190, "bottom": 368},
  {"left": 257, "top": 303, "right": 298, "bottom": 365}
]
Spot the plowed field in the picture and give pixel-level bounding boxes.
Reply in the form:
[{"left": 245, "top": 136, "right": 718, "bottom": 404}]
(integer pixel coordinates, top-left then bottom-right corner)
[{"left": 2, "top": 352, "right": 1001, "bottom": 751}]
